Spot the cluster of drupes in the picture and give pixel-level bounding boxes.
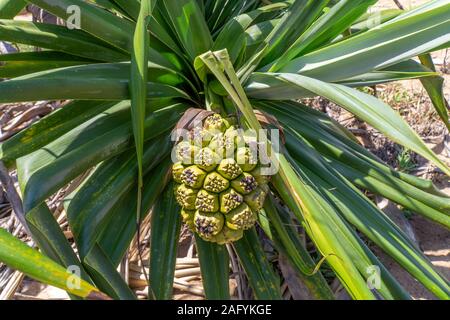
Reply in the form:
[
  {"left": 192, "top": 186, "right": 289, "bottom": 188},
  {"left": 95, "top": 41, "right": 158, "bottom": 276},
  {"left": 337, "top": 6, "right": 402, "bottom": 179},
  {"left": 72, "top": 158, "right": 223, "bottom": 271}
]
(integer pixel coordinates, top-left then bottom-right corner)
[{"left": 172, "top": 114, "right": 270, "bottom": 244}]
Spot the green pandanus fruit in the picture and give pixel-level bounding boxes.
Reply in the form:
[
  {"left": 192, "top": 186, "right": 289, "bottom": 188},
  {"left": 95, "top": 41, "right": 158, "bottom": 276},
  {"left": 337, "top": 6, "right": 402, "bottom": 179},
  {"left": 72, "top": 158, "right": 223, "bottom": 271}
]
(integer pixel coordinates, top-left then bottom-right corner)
[{"left": 172, "top": 114, "right": 270, "bottom": 244}]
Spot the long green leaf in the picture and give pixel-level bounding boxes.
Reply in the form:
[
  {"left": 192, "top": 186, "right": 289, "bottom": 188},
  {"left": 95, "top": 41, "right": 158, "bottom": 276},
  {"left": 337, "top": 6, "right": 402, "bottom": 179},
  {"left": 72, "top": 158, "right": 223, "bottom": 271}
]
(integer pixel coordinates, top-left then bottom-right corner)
[
  {"left": 278, "top": 1, "right": 450, "bottom": 82},
  {"left": 195, "top": 236, "right": 230, "bottom": 300},
  {"left": 272, "top": 155, "right": 376, "bottom": 299},
  {"left": 0, "top": 227, "right": 105, "bottom": 299},
  {"left": 25, "top": 204, "right": 90, "bottom": 279},
  {"left": 285, "top": 157, "right": 413, "bottom": 299},
  {"left": 88, "top": 0, "right": 127, "bottom": 16},
  {"left": 350, "top": 9, "right": 403, "bottom": 34},
  {"left": 14, "top": 61, "right": 184, "bottom": 86},
  {"left": 258, "top": 99, "right": 449, "bottom": 297},
  {"left": 17, "top": 103, "right": 186, "bottom": 213},
  {"left": 0, "top": 64, "right": 190, "bottom": 103},
  {"left": 257, "top": 101, "right": 450, "bottom": 226},
  {"left": 284, "top": 133, "right": 449, "bottom": 299},
  {"left": 61, "top": 160, "right": 171, "bottom": 300},
  {"left": 98, "top": 161, "right": 171, "bottom": 266},
  {"left": 83, "top": 244, "right": 136, "bottom": 300},
  {"left": 338, "top": 60, "right": 438, "bottom": 87},
  {"left": 0, "top": 51, "right": 96, "bottom": 78},
  {"left": 269, "top": 0, "right": 377, "bottom": 71},
  {"left": 0, "top": 19, "right": 128, "bottom": 62},
  {"left": 160, "top": 0, "right": 213, "bottom": 62},
  {"left": 150, "top": 182, "right": 182, "bottom": 300},
  {"left": 66, "top": 136, "right": 170, "bottom": 257},
  {"left": 246, "top": 73, "right": 450, "bottom": 176},
  {"left": 25, "top": 203, "right": 92, "bottom": 300},
  {"left": 244, "top": 19, "right": 279, "bottom": 58},
  {"left": 233, "top": 228, "right": 282, "bottom": 300},
  {"left": 261, "top": 196, "right": 335, "bottom": 300},
  {"left": 328, "top": 159, "right": 450, "bottom": 228},
  {"left": 259, "top": 0, "right": 330, "bottom": 66},
  {"left": 0, "top": 100, "right": 115, "bottom": 166},
  {"left": 27, "top": 0, "right": 134, "bottom": 52},
  {"left": 213, "top": 2, "right": 289, "bottom": 64},
  {"left": 418, "top": 54, "right": 450, "bottom": 131},
  {"left": 0, "top": 0, "right": 27, "bottom": 19},
  {"left": 130, "top": 0, "right": 158, "bottom": 243},
  {"left": 263, "top": 100, "right": 445, "bottom": 194}
]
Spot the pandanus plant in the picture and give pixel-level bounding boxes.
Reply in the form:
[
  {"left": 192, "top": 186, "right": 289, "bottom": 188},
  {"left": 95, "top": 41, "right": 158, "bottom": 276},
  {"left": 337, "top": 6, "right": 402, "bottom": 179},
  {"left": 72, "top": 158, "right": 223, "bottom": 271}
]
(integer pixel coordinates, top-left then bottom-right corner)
[{"left": 0, "top": 0, "right": 449, "bottom": 300}]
